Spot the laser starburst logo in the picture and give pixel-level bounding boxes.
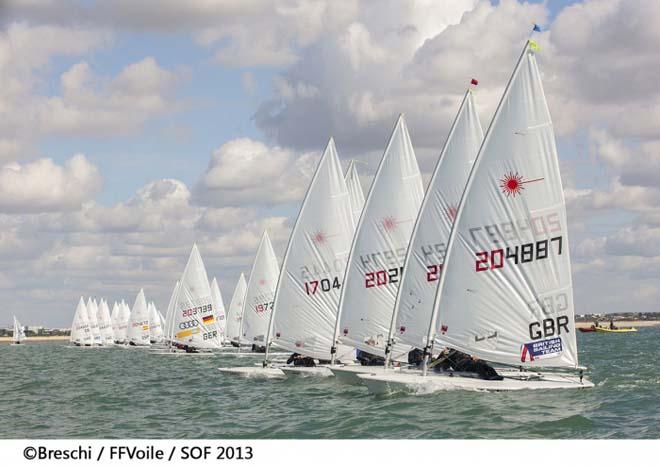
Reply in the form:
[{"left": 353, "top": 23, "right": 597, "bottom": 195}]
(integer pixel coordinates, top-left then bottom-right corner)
[
  {"left": 312, "top": 231, "right": 326, "bottom": 244},
  {"left": 382, "top": 216, "right": 398, "bottom": 232},
  {"left": 499, "top": 171, "right": 544, "bottom": 197}
]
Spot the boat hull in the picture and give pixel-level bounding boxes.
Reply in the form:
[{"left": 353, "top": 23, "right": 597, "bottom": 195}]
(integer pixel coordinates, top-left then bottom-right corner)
[
  {"left": 218, "top": 366, "right": 286, "bottom": 378},
  {"left": 358, "top": 370, "right": 595, "bottom": 395},
  {"left": 594, "top": 327, "right": 637, "bottom": 333}
]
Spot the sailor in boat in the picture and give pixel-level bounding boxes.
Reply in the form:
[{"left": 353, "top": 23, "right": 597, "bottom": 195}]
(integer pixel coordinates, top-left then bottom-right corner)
[
  {"left": 609, "top": 319, "right": 617, "bottom": 330},
  {"left": 251, "top": 343, "right": 267, "bottom": 353},
  {"left": 356, "top": 349, "right": 385, "bottom": 366},
  {"left": 286, "top": 353, "right": 316, "bottom": 367},
  {"left": 407, "top": 348, "right": 424, "bottom": 367},
  {"left": 430, "top": 348, "right": 503, "bottom": 381}
]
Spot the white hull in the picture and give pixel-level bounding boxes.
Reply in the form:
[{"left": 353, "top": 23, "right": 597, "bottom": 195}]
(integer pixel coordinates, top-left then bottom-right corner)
[
  {"left": 329, "top": 365, "right": 407, "bottom": 384},
  {"left": 150, "top": 350, "right": 215, "bottom": 357},
  {"left": 358, "top": 370, "right": 595, "bottom": 395},
  {"left": 280, "top": 366, "right": 335, "bottom": 377},
  {"left": 218, "top": 365, "right": 286, "bottom": 378}
]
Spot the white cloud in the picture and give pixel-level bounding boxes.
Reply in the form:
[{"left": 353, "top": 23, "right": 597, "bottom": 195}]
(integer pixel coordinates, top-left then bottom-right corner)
[
  {"left": 196, "top": 138, "right": 317, "bottom": 206},
  {"left": 0, "top": 154, "right": 101, "bottom": 213}
]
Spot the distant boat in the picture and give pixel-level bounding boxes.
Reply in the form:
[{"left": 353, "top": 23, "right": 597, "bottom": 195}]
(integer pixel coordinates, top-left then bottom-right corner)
[
  {"left": 86, "top": 297, "right": 103, "bottom": 346},
  {"left": 97, "top": 299, "right": 115, "bottom": 346},
  {"left": 225, "top": 274, "right": 247, "bottom": 347},
  {"left": 210, "top": 277, "right": 227, "bottom": 344},
  {"left": 239, "top": 231, "right": 279, "bottom": 352},
  {"left": 148, "top": 301, "right": 164, "bottom": 344},
  {"left": 127, "top": 289, "right": 151, "bottom": 347},
  {"left": 70, "top": 297, "right": 93, "bottom": 347},
  {"left": 12, "top": 316, "right": 26, "bottom": 345},
  {"left": 167, "top": 244, "right": 222, "bottom": 352},
  {"left": 578, "top": 326, "right": 637, "bottom": 333}
]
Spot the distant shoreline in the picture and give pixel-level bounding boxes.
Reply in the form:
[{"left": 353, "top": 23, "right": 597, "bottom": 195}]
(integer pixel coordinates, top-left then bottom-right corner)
[{"left": 0, "top": 336, "right": 69, "bottom": 343}]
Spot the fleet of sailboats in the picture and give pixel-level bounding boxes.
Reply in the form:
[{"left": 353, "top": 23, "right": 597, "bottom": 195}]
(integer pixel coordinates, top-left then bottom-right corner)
[{"left": 21, "top": 38, "right": 592, "bottom": 394}]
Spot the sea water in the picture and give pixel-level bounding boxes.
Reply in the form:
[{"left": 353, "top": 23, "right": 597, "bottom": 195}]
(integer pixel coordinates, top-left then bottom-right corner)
[{"left": 1, "top": 327, "right": 658, "bottom": 439}]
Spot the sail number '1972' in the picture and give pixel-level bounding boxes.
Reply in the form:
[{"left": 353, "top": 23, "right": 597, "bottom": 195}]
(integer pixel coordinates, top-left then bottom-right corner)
[{"left": 475, "top": 236, "right": 563, "bottom": 272}]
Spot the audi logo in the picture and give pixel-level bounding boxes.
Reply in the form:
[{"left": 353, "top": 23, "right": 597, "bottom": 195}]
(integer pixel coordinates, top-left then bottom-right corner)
[{"left": 179, "top": 319, "right": 199, "bottom": 329}]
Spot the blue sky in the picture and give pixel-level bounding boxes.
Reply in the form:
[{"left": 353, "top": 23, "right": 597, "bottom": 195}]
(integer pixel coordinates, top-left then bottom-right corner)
[{"left": 2, "top": 0, "right": 659, "bottom": 326}]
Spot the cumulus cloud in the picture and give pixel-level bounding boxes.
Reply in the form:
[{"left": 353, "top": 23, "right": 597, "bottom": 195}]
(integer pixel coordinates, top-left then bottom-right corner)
[
  {"left": 195, "top": 138, "right": 317, "bottom": 206},
  {"left": 0, "top": 154, "right": 101, "bottom": 213}
]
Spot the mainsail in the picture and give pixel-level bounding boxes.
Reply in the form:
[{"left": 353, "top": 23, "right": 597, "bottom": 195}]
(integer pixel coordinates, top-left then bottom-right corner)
[
  {"left": 210, "top": 277, "right": 227, "bottom": 341},
  {"left": 13, "top": 316, "right": 26, "bottom": 343},
  {"left": 164, "top": 280, "right": 180, "bottom": 343},
  {"left": 431, "top": 41, "right": 579, "bottom": 368},
  {"left": 335, "top": 115, "right": 424, "bottom": 359},
  {"left": 86, "top": 297, "right": 102, "bottom": 345},
  {"left": 270, "top": 139, "right": 356, "bottom": 361},
  {"left": 148, "top": 301, "right": 164, "bottom": 343},
  {"left": 97, "top": 299, "right": 115, "bottom": 345},
  {"left": 110, "top": 301, "right": 120, "bottom": 343},
  {"left": 390, "top": 90, "right": 483, "bottom": 355},
  {"left": 241, "top": 231, "right": 279, "bottom": 347},
  {"left": 127, "top": 289, "right": 150, "bottom": 346},
  {"left": 118, "top": 300, "right": 130, "bottom": 343},
  {"left": 226, "top": 273, "right": 247, "bottom": 345},
  {"left": 171, "top": 244, "right": 221, "bottom": 349},
  {"left": 345, "top": 160, "right": 365, "bottom": 227},
  {"left": 70, "top": 297, "right": 92, "bottom": 346}
]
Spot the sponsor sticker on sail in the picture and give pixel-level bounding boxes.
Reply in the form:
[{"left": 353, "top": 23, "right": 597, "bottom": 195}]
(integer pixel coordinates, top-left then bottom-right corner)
[{"left": 520, "top": 337, "right": 563, "bottom": 362}]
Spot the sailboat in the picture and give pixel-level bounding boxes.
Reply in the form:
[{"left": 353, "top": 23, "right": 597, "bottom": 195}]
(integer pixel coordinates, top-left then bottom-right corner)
[
  {"left": 225, "top": 274, "right": 247, "bottom": 346},
  {"left": 86, "top": 297, "right": 103, "bottom": 346},
  {"left": 126, "top": 289, "right": 151, "bottom": 347},
  {"left": 154, "top": 244, "right": 221, "bottom": 355},
  {"left": 210, "top": 277, "right": 227, "bottom": 344},
  {"left": 97, "top": 299, "right": 115, "bottom": 346},
  {"left": 218, "top": 230, "right": 282, "bottom": 375},
  {"left": 259, "top": 138, "right": 360, "bottom": 378},
  {"left": 11, "top": 316, "right": 26, "bottom": 345},
  {"left": 110, "top": 301, "right": 121, "bottom": 344},
  {"left": 383, "top": 85, "right": 483, "bottom": 367},
  {"left": 330, "top": 115, "right": 424, "bottom": 381},
  {"left": 118, "top": 300, "right": 130, "bottom": 344},
  {"left": 69, "top": 297, "right": 93, "bottom": 347},
  {"left": 359, "top": 41, "right": 594, "bottom": 393},
  {"left": 163, "top": 280, "right": 180, "bottom": 347},
  {"left": 148, "top": 301, "right": 164, "bottom": 344}
]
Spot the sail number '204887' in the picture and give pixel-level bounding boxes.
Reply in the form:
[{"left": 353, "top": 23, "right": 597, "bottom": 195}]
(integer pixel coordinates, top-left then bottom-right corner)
[{"left": 475, "top": 236, "right": 563, "bottom": 272}]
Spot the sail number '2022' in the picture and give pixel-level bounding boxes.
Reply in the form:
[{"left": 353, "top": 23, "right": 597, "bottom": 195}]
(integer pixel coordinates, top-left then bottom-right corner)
[
  {"left": 365, "top": 267, "right": 404, "bottom": 288},
  {"left": 304, "top": 277, "right": 340, "bottom": 295},
  {"left": 475, "top": 236, "right": 563, "bottom": 272}
]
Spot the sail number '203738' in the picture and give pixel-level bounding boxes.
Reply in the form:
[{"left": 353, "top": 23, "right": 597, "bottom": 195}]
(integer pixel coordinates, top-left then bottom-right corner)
[{"left": 475, "top": 236, "right": 563, "bottom": 272}]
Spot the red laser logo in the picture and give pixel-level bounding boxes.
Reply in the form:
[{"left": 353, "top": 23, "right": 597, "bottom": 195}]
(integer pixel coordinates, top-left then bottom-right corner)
[{"left": 499, "top": 171, "right": 544, "bottom": 197}]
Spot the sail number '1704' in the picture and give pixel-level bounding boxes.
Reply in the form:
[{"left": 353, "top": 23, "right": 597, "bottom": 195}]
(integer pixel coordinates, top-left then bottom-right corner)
[
  {"left": 304, "top": 277, "right": 340, "bottom": 295},
  {"left": 475, "top": 236, "right": 563, "bottom": 272}
]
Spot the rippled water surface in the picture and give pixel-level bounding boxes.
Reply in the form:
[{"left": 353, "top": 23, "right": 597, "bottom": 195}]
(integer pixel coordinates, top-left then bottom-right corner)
[{"left": 1, "top": 328, "right": 658, "bottom": 439}]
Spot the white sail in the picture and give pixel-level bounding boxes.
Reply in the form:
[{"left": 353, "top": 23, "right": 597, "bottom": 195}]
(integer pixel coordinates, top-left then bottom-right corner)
[
  {"left": 127, "top": 289, "right": 150, "bottom": 346},
  {"left": 391, "top": 90, "right": 483, "bottom": 353},
  {"left": 336, "top": 115, "right": 424, "bottom": 359},
  {"left": 70, "top": 297, "right": 92, "bottom": 346},
  {"left": 97, "top": 299, "right": 114, "bottom": 345},
  {"left": 172, "top": 244, "right": 222, "bottom": 349},
  {"left": 431, "top": 41, "right": 579, "bottom": 368},
  {"left": 345, "top": 160, "right": 365, "bottom": 227},
  {"left": 158, "top": 309, "right": 166, "bottom": 337},
  {"left": 110, "top": 301, "right": 120, "bottom": 342},
  {"left": 117, "top": 300, "right": 130, "bottom": 343},
  {"left": 210, "top": 277, "right": 227, "bottom": 341},
  {"left": 164, "top": 281, "right": 180, "bottom": 342},
  {"left": 13, "top": 316, "right": 26, "bottom": 343},
  {"left": 241, "top": 231, "right": 279, "bottom": 347},
  {"left": 148, "top": 301, "right": 164, "bottom": 343},
  {"left": 270, "top": 139, "right": 356, "bottom": 361},
  {"left": 86, "top": 297, "right": 102, "bottom": 345},
  {"left": 226, "top": 274, "right": 247, "bottom": 344}
]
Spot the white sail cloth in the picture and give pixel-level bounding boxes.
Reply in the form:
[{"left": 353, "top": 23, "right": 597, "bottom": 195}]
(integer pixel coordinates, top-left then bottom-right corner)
[
  {"left": 241, "top": 231, "right": 279, "bottom": 346},
  {"left": 148, "top": 302, "right": 164, "bottom": 343},
  {"left": 210, "top": 277, "right": 227, "bottom": 341},
  {"left": 336, "top": 115, "right": 424, "bottom": 359},
  {"left": 97, "top": 299, "right": 114, "bottom": 345},
  {"left": 13, "top": 316, "right": 26, "bottom": 343},
  {"left": 70, "top": 297, "right": 92, "bottom": 346},
  {"left": 127, "top": 289, "right": 150, "bottom": 346},
  {"left": 86, "top": 298, "right": 102, "bottom": 345},
  {"left": 226, "top": 274, "right": 247, "bottom": 344},
  {"left": 392, "top": 90, "right": 483, "bottom": 351},
  {"left": 271, "top": 139, "right": 356, "bottom": 361},
  {"left": 432, "top": 41, "right": 579, "bottom": 368},
  {"left": 345, "top": 160, "right": 365, "bottom": 226},
  {"left": 171, "top": 244, "right": 222, "bottom": 349}
]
